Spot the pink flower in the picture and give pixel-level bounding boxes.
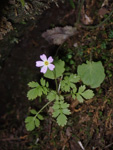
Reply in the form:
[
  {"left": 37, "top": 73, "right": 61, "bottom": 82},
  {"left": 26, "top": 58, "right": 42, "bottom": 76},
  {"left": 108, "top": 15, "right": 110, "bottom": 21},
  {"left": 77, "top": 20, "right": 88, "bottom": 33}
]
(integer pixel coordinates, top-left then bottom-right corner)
[{"left": 36, "top": 54, "right": 55, "bottom": 74}]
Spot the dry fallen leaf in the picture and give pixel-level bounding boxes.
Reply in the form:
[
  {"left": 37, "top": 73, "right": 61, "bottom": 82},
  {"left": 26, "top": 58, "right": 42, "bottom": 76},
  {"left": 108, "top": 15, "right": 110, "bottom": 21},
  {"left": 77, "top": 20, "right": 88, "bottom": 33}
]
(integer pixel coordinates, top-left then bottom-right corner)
[
  {"left": 79, "top": 115, "right": 90, "bottom": 123},
  {"left": 66, "top": 127, "right": 72, "bottom": 138},
  {"left": 98, "top": 7, "right": 109, "bottom": 18},
  {"left": 0, "top": 17, "right": 13, "bottom": 40},
  {"left": 102, "top": 0, "right": 109, "bottom": 7},
  {"left": 42, "top": 26, "right": 77, "bottom": 45},
  {"left": 69, "top": 138, "right": 82, "bottom": 150},
  {"left": 81, "top": 6, "right": 93, "bottom": 25}
]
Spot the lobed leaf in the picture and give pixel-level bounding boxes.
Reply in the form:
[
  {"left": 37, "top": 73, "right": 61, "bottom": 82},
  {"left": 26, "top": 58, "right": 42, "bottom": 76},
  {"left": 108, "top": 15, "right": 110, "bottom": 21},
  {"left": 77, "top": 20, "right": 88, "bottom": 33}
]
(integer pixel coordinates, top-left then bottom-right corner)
[
  {"left": 25, "top": 116, "right": 34, "bottom": 123},
  {"left": 77, "top": 94, "right": 84, "bottom": 103},
  {"left": 78, "top": 85, "right": 86, "bottom": 93},
  {"left": 62, "top": 108, "right": 71, "bottom": 115},
  {"left": 35, "top": 118, "right": 40, "bottom": 127},
  {"left": 69, "top": 74, "right": 80, "bottom": 83},
  {"left": 61, "top": 103, "right": 69, "bottom": 109},
  {"left": 28, "top": 81, "right": 39, "bottom": 88},
  {"left": 27, "top": 87, "right": 42, "bottom": 100},
  {"left": 40, "top": 78, "right": 45, "bottom": 86},
  {"left": 47, "top": 91, "right": 57, "bottom": 101},
  {"left": 57, "top": 114, "right": 67, "bottom": 127},
  {"left": 52, "top": 110, "right": 60, "bottom": 118},
  {"left": 26, "top": 120, "right": 35, "bottom": 131},
  {"left": 81, "top": 89, "right": 94, "bottom": 99},
  {"left": 30, "top": 109, "right": 37, "bottom": 114},
  {"left": 37, "top": 114, "right": 44, "bottom": 120}
]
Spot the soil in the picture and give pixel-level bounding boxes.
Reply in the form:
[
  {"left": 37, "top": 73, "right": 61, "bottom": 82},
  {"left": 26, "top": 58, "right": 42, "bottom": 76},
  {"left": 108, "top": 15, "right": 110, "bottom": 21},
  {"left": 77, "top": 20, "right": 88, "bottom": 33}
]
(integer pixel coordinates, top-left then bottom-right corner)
[{"left": 0, "top": 0, "right": 113, "bottom": 150}]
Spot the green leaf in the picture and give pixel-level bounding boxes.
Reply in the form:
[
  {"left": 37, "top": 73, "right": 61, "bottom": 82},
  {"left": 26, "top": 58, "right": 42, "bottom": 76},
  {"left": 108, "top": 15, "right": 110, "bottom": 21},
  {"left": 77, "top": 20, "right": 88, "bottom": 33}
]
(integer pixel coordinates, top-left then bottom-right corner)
[
  {"left": 28, "top": 81, "right": 39, "bottom": 88},
  {"left": 40, "top": 78, "right": 45, "bottom": 86},
  {"left": 30, "top": 109, "right": 37, "bottom": 114},
  {"left": 52, "top": 110, "right": 60, "bottom": 118},
  {"left": 69, "top": 0, "right": 75, "bottom": 9},
  {"left": 35, "top": 118, "right": 40, "bottom": 127},
  {"left": 42, "top": 87, "right": 48, "bottom": 95},
  {"left": 78, "top": 85, "right": 86, "bottom": 93},
  {"left": 62, "top": 108, "right": 71, "bottom": 115},
  {"left": 72, "top": 86, "right": 77, "bottom": 93},
  {"left": 37, "top": 114, "right": 44, "bottom": 120},
  {"left": 59, "top": 95, "right": 64, "bottom": 101},
  {"left": 47, "top": 91, "right": 57, "bottom": 101},
  {"left": 69, "top": 74, "right": 80, "bottom": 83},
  {"left": 77, "top": 94, "right": 84, "bottom": 103},
  {"left": 44, "top": 60, "right": 65, "bottom": 79},
  {"left": 46, "top": 82, "right": 49, "bottom": 87},
  {"left": 53, "top": 104, "right": 60, "bottom": 109},
  {"left": 61, "top": 74, "right": 78, "bottom": 92},
  {"left": 27, "top": 87, "right": 42, "bottom": 100},
  {"left": 72, "top": 94, "right": 76, "bottom": 99},
  {"left": 25, "top": 116, "right": 34, "bottom": 123},
  {"left": 81, "top": 90, "right": 94, "bottom": 99},
  {"left": 26, "top": 120, "right": 35, "bottom": 131},
  {"left": 57, "top": 114, "right": 67, "bottom": 127},
  {"left": 20, "top": 0, "right": 25, "bottom": 7},
  {"left": 70, "top": 83, "right": 76, "bottom": 88},
  {"left": 61, "top": 103, "right": 69, "bottom": 109},
  {"left": 77, "top": 61, "right": 105, "bottom": 88}
]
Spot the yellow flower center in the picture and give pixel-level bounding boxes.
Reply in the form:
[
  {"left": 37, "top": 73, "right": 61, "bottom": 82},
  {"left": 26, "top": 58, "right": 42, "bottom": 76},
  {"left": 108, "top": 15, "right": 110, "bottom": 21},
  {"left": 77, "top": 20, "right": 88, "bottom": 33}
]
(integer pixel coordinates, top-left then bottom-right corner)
[{"left": 44, "top": 61, "right": 49, "bottom": 66}]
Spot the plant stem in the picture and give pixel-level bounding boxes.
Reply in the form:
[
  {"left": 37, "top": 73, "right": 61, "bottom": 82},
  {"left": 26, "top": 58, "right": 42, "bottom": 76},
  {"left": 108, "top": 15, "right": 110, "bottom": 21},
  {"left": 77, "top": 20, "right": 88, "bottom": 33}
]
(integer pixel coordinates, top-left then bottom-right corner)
[
  {"left": 35, "top": 101, "right": 52, "bottom": 117},
  {"left": 53, "top": 71, "right": 58, "bottom": 92},
  {"left": 90, "top": 50, "right": 92, "bottom": 62},
  {"left": 75, "top": 0, "right": 85, "bottom": 26},
  {"left": 58, "top": 76, "right": 63, "bottom": 94}
]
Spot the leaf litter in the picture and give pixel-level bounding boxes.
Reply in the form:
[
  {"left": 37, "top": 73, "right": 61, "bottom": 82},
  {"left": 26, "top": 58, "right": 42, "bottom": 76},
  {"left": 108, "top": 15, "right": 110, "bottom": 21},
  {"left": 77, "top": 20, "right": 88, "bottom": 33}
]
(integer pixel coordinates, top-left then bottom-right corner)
[{"left": 42, "top": 26, "right": 77, "bottom": 45}]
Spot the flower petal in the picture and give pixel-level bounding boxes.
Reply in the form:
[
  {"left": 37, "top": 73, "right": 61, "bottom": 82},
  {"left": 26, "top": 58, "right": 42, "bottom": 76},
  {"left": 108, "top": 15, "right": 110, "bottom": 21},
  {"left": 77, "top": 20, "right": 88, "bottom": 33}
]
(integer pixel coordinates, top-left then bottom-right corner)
[
  {"left": 48, "top": 56, "right": 53, "bottom": 63},
  {"left": 41, "top": 66, "right": 47, "bottom": 74},
  {"left": 36, "top": 61, "right": 44, "bottom": 67},
  {"left": 40, "top": 54, "right": 47, "bottom": 61},
  {"left": 48, "top": 64, "right": 55, "bottom": 71}
]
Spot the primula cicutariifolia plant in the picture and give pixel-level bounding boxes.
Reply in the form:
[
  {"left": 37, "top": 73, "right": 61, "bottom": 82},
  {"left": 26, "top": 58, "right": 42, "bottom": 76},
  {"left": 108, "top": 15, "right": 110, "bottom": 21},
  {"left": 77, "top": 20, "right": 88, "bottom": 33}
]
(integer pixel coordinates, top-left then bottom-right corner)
[{"left": 25, "top": 54, "right": 105, "bottom": 131}]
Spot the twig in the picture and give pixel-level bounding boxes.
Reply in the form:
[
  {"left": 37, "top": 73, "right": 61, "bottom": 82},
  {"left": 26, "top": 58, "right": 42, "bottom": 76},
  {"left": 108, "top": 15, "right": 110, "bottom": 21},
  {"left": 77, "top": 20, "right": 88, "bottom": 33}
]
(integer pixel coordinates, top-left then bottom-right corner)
[
  {"left": 0, "top": 136, "right": 27, "bottom": 141},
  {"left": 104, "top": 142, "right": 113, "bottom": 149}
]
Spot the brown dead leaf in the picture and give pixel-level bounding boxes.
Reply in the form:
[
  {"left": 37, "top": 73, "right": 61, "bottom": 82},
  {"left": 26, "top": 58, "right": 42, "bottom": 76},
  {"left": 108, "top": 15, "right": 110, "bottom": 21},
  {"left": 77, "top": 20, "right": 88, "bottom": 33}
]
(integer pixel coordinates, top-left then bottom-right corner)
[
  {"left": 85, "top": 98, "right": 94, "bottom": 105},
  {"left": 74, "top": 107, "right": 82, "bottom": 112},
  {"left": 106, "top": 129, "right": 113, "bottom": 135},
  {"left": 42, "top": 26, "right": 77, "bottom": 45},
  {"left": 79, "top": 115, "right": 90, "bottom": 123},
  {"left": 99, "top": 99, "right": 107, "bottom": 111},
  {"left": 102, "top": 0, "right": 109, "bottom": 7},
  {"left": 0, "top": 17, "right": 13, "bottom": 40},
  {"left": 81, "top": 6, "right": 93, "bottom": 25},
  {"left": 69, "top": 138, "right": 82, "bottom": 150},
  {"left": 93, "top": 110, "right": 99, "bottom": 126},
  {"left": 98, "top": 8, "right": 109, "bottom": 18},
  {"left": 66, "top": 127, "right": 72, "bottom": 138},
  {"left": 48, "top": 106, "right": 54, "bottom": 115},
  {"left": 110, "top": 48, "right": 113, "bottom": 54},
  {"left": 105, "top": 109, "right": 113, "bottom": 129},
  {"left": 70, "top": 99, "right": 79, "bottom": 113}
]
